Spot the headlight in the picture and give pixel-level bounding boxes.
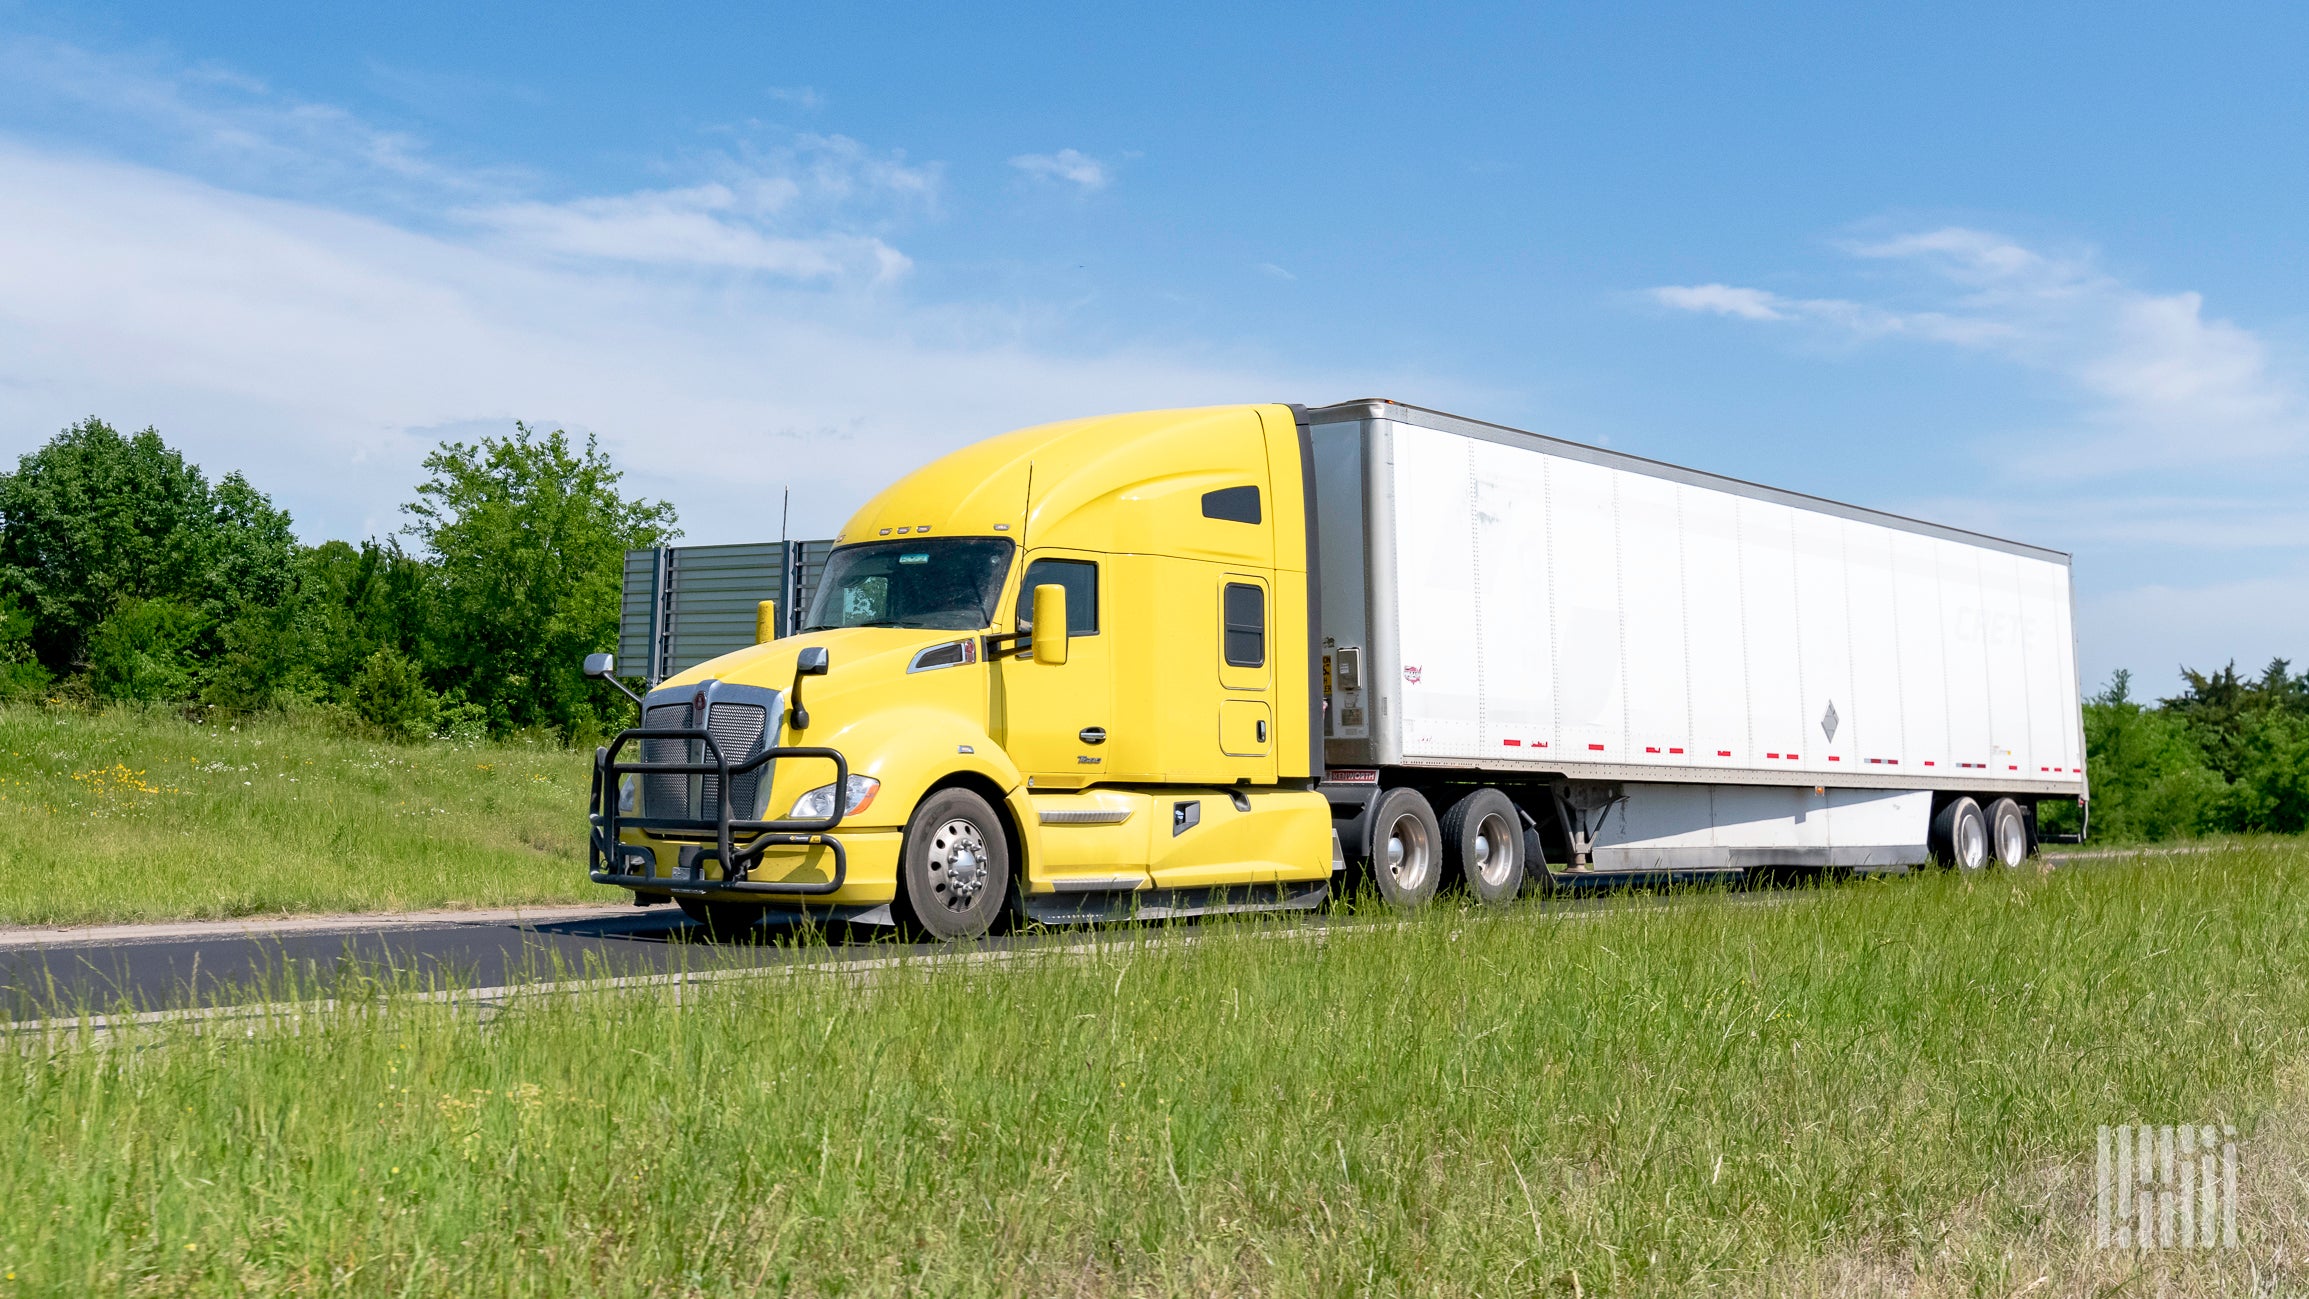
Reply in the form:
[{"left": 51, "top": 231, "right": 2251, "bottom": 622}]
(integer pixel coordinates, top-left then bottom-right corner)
[
  {"left": 790, "top": 775, "right": 880, "bottom": 820},
  {"left": 618, "top": 774, "right": 638, "bottom": 814}
]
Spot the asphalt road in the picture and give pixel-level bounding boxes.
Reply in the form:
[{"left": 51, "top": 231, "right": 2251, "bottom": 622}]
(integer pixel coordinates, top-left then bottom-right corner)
[
  {"left": 0, "top": 904, "right": 922, "bottom": 1022},
  {"left": 0, "top": 848, "right": 2143, "bottom": 1023}
]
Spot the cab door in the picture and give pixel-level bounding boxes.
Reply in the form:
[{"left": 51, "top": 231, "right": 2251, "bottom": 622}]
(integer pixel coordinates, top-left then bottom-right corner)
[
  {"left": 995, "top": 551, "right": 1111, "bottom": 789},
  {"left": 1216, "top": 574, "right": 1275, "bottom": 777}
]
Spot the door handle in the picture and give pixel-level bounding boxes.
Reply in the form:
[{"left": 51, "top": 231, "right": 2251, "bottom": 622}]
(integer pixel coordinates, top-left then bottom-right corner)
[
  {"left": 1079, "top": 726, "right": 1107, "bottom": 745},
  {"left": 1256, "top": 720, "right": 1267, "bottom": 743}
]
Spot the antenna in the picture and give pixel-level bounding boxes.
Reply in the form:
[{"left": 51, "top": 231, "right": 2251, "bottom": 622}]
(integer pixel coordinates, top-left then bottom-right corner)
[
  {"left": 780, "top": 487, "right": 790, "bottom": 545},
  {"left": 1020, "top": 463, "right": 1034, "bottom": 547}
]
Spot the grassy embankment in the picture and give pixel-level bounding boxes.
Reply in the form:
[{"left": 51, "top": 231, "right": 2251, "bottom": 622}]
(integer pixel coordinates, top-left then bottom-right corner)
[
  {"left": 0, "top": 704, "right": 605, "bottom": 926},
  {"left": 6, "top": 845, "right": 2307, "bottom": 1296}
]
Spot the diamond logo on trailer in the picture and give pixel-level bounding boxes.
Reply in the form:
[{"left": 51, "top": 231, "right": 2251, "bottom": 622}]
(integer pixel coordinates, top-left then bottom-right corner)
[{"left": 1821, "top": 701, "right": 1839, "bottom": 743}]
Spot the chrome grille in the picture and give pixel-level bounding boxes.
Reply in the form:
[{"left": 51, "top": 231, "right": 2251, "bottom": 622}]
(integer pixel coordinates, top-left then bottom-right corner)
[
  {"left": 702, "top": 702, "right": 769, "bottom": 819},
  {"left": 635, "top": 698, "right": 771, "bottom": 821}
]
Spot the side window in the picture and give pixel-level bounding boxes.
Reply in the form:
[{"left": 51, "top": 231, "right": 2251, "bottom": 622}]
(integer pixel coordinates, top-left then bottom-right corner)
[
  {"left": 1015, "top": 559, "right": 1099, "bottom": 636},
  {"left": 1222, "top": 582, "right": 1265, "bottom": 667},
  {"left": 1201, "top": 485, "right": 1261, "bottom": 524}
]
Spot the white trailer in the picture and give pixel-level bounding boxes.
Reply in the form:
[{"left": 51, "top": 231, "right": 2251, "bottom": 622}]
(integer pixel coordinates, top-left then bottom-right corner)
[{"left": 1305, "top": 399, "right": 2086, "bottom": 882}]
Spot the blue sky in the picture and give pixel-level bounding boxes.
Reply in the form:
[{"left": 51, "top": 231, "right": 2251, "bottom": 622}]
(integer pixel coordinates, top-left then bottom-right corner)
[{"left": 1, "top": 2, "right": 2305, "bottom": 691}]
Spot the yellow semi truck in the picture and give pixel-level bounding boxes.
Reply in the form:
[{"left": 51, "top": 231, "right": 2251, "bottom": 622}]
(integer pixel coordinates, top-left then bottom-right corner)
[{"left": 586, "top": 400, "right": 2085, "bottom": 939}]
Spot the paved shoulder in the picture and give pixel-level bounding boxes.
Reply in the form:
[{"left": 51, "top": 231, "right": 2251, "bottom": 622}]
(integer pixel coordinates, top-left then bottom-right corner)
[{"left": 0, "top": 902, "right": 653, "bottom": 951}]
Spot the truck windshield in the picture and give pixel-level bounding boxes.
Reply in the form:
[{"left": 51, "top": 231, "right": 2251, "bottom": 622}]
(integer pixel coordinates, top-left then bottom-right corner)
[{"left": 803, "top": 538, "right": 1016, "bottom": 632}]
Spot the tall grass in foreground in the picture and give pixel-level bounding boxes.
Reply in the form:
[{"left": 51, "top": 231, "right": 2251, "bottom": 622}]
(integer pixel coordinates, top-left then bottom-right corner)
[
  {"left": 0, "top": 704, "right": 606, "bottom": 925},
  {"left": 7, "top": 848, "right": 2309, "bottom": 1296}
]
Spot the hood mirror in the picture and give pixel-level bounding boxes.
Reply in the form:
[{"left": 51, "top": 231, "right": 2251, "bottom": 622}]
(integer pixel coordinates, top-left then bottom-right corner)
[
  {"left": 582, "top": 651, "right": 645, "bottom": 719},
  {"left": 788, "top": 646, "right": 831, "bottom": 730}
]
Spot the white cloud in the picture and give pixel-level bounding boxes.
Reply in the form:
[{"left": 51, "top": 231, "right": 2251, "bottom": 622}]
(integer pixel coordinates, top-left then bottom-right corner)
[
  {"left": 1651, "top": 227, "right": 2307, "bottom": 468},
  {"left": 1009, "top": 148, "right": 1109, "bottom": 191},
  {"left": 0, "top": 137, "right": 1364, "bottom": 548},
  {"left": 765, "top": 85, "right": 824, "bottom": 110},
  {"left": 1648, "top": 283, "right": 1784, "bottom": 321}
]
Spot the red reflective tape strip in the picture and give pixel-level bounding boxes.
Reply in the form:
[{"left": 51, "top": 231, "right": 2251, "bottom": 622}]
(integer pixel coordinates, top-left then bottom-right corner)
[
  {"left": 1717, "top": 750, "right": 1732, "bottom": 757},
  {"left": 1502, "top": 739, "right": 1521, "bottom": 747},
  {"left": 1588, "top": 743, "right": 1605, "bottom": 751},
  {"left": 1645, "top": 746, "right": 1660, "bottom": 753},
  {"left": 1923, "top": 761, "right": 1935, "bottom": 766},
  {"left": 1789, "top": 754, "right": 1800, "bottom": 760},
  {"left": 1828, "top": 755, "right": 1841, "bottom": 761},
  {"left": 1669, "top": 747, "right": 1684, "bottom": 754},
  {"left": 1766, "top": 753, "right": 1779, "bottom": 760}
]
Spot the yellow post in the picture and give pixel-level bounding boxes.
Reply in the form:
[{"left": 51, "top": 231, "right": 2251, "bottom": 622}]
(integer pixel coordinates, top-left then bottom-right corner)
[{"left": 756, "top": 599, "right": 778, "bottom": 644}]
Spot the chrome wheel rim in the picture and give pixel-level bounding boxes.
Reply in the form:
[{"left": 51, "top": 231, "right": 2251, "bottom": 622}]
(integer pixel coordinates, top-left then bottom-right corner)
[
  {"left": 1997, "top": 815, "right": 2027, "bottom": 866},
  {"left": 1384, "top": 812, "right": 1432, "bottom": 892},
  {"left": 1472, "top": 811, "right": 1518, "bottom": 888},
  {"left": 1956, "top": 813, "right": 1987, "bottom": 870},
  {"left": 926, "top": 818, "right": 990, "bottom": 911}
]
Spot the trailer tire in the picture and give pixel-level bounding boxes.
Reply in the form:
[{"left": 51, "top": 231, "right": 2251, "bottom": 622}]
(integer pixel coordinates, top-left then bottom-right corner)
[
  {"left": 1986, "top": 798, "right": 2030, "bottom": 869},
  {"left": 896, "top": 787, "right": 1012, "bottom": 941},
  {"left": 1931, "top": 797, "right": 1990, "bottom": 872},
  {"left": 1368, "top": 787, "right": 1443, "bottom": 909},
  {"left": 675, "top": 897, "right": 767, "bottom": 940},
  {"left": 1443, "top": 788, "right": 1524, "bottom": 906}
]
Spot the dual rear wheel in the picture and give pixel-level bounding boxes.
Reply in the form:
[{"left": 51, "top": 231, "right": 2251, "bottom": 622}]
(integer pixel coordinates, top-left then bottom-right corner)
[
  {"left": 1932, "top": 795, "right": 2032, "bottom": 871},
  {"left": 1366, "top": 786, "right": 1532, "bottom": 909}
]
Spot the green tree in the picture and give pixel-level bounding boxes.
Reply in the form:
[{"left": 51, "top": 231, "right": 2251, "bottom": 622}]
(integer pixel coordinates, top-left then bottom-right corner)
[
  {"left": 2222, "top": 709, "right": 2309, "bottom": 834},
  {"left": 2078, "top": 670, "right": 2227, "bottom": 841},
  {"left": 2163, "top": 657, "right": 2309, "bottom": 783},
  {"left": 293, "top": 538, "right": 437, "bottom": 698},
  {"left": 401, "top": 424, "right": 675, "bottom": 738},
  {"left": 0, "top": 418, "right": 297, "bottom": 674},
  {"left": 0, "top": 594, "right": 51, "bottom": 698}
]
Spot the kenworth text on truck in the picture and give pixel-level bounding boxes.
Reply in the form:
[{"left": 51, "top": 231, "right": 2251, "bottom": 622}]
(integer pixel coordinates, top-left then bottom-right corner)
[{"left": 584, "top": 400, "right": 2087, "bottom": 939}]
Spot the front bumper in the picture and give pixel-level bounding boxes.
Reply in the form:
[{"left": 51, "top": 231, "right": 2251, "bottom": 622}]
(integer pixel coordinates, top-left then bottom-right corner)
[{"left": 588, "top": 723, "right": 852, "bottom": 897}]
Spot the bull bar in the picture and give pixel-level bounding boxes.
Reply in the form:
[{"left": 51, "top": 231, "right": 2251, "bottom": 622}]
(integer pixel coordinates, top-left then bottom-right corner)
[{"left": 588, "top": 723, "right": 850, "bottom": 896}]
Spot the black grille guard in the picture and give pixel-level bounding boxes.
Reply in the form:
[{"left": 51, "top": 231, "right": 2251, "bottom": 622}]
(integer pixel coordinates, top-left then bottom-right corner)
[{"left": 589, "top": 725, "right": 849, "bottom": 895}]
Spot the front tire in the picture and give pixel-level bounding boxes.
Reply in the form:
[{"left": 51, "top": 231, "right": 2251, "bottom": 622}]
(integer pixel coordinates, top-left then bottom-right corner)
[
  {"left": 1443, "top": 788, "right": 1525, "bottom": 906},
  {"left": 1932, "top": 797, "right": 1990, "bottom": 872},
  {"left": 1367, "top": 787, "right": 1443, "bottom": 910},
  {"left": 1986, "top": 798, "right": 2030, "bottom": 868},
  {"left": 896, "top": 788, "right": 1011, "bottom": 941}
]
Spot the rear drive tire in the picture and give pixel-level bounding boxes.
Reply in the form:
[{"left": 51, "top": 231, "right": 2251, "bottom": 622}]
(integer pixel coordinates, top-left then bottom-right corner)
[
  {"left": 1986, "top": 798, "right": 2030, "bottom": 869},
  {"left": 675, "top": 896, "right": 767, "bottom": 940},
  {"left": 896, "top": 788, "right": 1011, "bottom": 941},
  {"left": 1367, "top": 787, "right": 1443, "bottom": 910},
  {"left": 1443, "top": 788, "right": 1525, "bottom": 906},
  {"left": 1931, "top": 797, "right": 1990, "bottom": 872}
]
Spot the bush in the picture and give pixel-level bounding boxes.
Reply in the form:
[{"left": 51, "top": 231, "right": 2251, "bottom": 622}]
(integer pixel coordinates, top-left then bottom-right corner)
[
  {"left": 85, "top": 598, "right": 206, "bottom": 703},
  {"left": 350, "top": 647, "right": 440, "bottom": 741}
]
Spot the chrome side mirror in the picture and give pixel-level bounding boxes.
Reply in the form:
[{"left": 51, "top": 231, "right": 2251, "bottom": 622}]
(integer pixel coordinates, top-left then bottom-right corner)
[{"left": 582, "top": 651, "right": 644, "bottom": 717}]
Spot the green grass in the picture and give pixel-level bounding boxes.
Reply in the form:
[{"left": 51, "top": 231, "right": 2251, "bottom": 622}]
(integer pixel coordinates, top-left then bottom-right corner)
[
  {"left": 0, "top": 704, "right": 609, "bottom": 926},
  {"left": 6, "top": 846, "right": 2307, "bottom": 1295}
]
